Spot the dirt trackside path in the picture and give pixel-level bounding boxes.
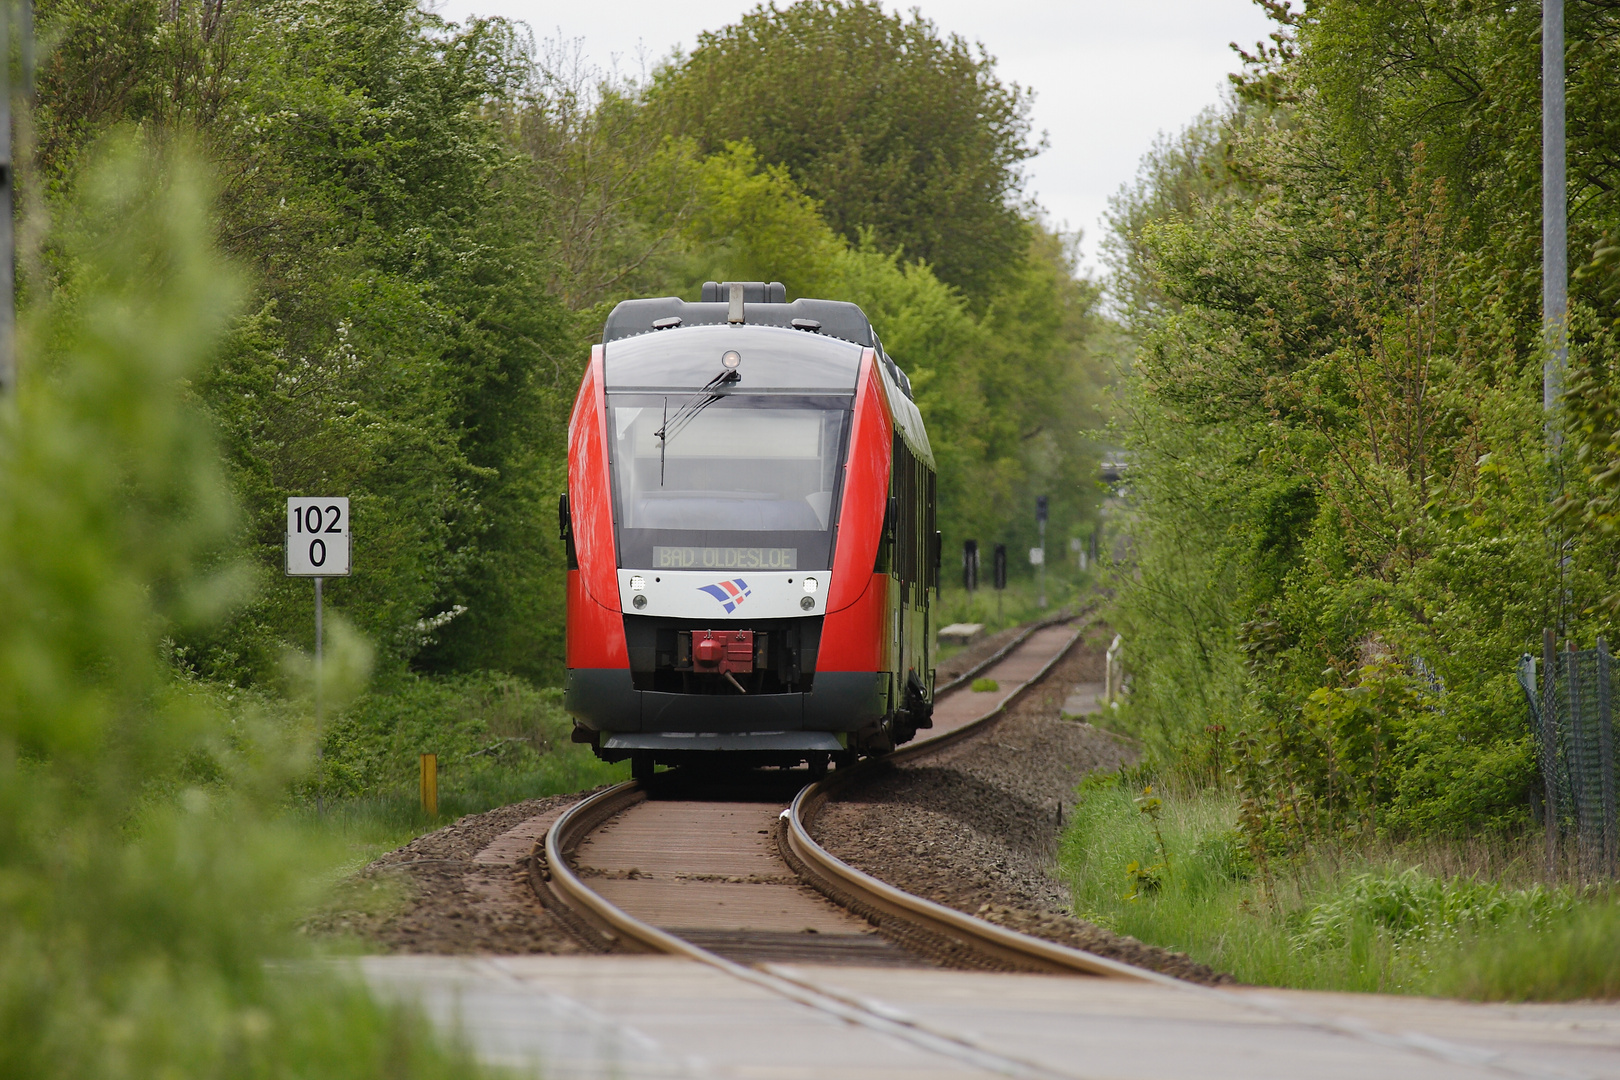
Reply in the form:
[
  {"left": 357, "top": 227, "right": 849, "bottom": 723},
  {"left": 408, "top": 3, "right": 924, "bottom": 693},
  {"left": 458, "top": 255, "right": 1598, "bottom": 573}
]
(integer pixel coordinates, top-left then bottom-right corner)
[{"left": 309, "top": 793, "right": 594, "bottom": 954}]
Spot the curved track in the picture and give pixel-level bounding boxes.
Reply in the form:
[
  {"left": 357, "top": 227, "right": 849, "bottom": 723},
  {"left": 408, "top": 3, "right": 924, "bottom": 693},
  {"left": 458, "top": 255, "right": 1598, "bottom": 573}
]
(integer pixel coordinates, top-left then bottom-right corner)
[
  {"left": 365, "top": 616, "right": 1605, "bottom": 1080},
  {"left": 531, "top": 613, "right": 1159, "bottom": 983}
]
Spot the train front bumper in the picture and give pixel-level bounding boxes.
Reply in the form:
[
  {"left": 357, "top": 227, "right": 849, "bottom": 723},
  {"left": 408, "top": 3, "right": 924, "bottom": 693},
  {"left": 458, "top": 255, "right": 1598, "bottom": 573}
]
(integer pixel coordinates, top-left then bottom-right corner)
[{"left": 564, "top": 667, "right": 889, "bottom": 739}]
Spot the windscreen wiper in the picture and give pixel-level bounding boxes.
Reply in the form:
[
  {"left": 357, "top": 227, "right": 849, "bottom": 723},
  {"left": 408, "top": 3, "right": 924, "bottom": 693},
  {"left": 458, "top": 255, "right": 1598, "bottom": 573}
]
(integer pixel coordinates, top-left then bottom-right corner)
[{"left": 656, "top": 369, "right": 739, "bottom": 485}]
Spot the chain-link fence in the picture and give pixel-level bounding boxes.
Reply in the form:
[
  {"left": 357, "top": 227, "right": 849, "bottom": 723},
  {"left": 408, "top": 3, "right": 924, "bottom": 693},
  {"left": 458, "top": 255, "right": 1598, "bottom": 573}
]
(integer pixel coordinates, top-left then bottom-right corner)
[{"left": 1518, "top": 637, "right": 1618, "bottom": 877}]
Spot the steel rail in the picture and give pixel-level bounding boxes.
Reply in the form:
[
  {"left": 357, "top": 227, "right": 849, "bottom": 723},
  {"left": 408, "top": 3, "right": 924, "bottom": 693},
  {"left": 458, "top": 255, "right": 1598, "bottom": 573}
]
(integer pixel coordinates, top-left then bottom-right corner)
[
  {"left": 781, "top": 616, "right": 1169, "bottom": 982},
  {"left": 540, "top": 611, "right": 1165, "bottom": 985},
  {"left": 538, "top": 769, "right": 1101, "bottom": 1079},
  {"left": 534, "top": 616, "right": 1589, "bottom": 1080}
]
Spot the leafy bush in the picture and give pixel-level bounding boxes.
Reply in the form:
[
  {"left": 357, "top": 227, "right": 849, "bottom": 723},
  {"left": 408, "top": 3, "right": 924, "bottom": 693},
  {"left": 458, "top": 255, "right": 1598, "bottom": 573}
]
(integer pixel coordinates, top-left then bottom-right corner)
[
  {"left": 1093, "top": 3, "right": 1620, "bottom": 849},
  {"left": 0, "top": 138, "right": 488, "bottom": 1079},
  {"left": 309, "top": 673, "right": 625, "bottom": 831},
  {"left": 320, "top": 675, "right": 572, "bottom": 797}
]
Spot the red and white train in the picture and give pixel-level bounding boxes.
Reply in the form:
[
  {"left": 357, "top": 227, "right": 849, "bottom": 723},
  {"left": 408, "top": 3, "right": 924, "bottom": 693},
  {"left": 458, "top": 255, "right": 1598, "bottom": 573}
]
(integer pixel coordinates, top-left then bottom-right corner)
[{"left": 561, "top": 281, "right": 939, "bottom": 777}]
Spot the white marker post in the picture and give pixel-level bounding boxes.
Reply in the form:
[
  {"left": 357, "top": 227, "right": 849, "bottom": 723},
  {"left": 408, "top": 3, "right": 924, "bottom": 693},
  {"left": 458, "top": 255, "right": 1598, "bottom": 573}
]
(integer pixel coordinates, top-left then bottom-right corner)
[{"left": 287, "top": 497, "right": 351, "bottom": 811}]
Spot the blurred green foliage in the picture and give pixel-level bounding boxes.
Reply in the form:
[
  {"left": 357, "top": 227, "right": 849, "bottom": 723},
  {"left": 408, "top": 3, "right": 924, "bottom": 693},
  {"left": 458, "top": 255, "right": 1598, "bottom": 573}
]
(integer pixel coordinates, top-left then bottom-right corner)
[{"left": 0, "top": 140, "right": 492, "bottom": 1078}]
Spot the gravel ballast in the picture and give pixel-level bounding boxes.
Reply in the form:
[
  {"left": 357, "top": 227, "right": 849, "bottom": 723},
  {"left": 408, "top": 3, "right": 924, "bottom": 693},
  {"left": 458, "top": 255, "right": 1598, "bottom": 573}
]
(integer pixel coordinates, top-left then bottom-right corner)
[
  {"left": 320, "top": 618, "right": 1233, "bottom": 984},
  {"left": 812, "top": 622, "right": 1235, "bottom": 986},
  {"left": 309, "top": 794, "right": 593, "bottom": 955}
]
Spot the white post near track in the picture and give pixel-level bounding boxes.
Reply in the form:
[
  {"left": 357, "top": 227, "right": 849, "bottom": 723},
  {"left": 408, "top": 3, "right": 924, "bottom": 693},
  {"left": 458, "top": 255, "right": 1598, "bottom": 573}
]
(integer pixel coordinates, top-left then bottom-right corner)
[{"left": 287, "top": 497, "right": 352, "bottom": 812}]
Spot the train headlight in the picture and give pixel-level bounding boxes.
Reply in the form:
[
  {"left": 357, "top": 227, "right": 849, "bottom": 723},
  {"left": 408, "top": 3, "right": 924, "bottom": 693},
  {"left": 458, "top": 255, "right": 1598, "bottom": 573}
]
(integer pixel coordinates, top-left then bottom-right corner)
[
  {"left": 630, "top": 575, "right": 646, "bottom": 591},
  {"left": 721, "top": 350, "right": 741, "bottom": 370},
  {"left": 800, "top": 595, "right": 815, "bottom": 611},
  {"left": 632, "top": 594, "right": 648, "bottom": 609},
  {"left": 803, "top": 577, "right": 818, "bottom": 594}
]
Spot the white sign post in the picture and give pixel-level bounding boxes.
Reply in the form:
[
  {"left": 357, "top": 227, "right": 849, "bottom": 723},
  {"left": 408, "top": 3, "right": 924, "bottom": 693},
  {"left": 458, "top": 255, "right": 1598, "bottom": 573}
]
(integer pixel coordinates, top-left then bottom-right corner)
[
  {"left": 287, "top": 497, "right": 351, "bottom": 577},
  {"left": 287, "top": 497, "right": 351, "bottom": 812}
]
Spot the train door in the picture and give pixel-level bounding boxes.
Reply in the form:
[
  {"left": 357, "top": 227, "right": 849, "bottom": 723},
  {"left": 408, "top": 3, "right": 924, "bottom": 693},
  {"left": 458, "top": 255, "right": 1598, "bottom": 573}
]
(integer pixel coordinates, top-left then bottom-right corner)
[{"left": 889, "top": 432, "right": 935, "bottom": 725}]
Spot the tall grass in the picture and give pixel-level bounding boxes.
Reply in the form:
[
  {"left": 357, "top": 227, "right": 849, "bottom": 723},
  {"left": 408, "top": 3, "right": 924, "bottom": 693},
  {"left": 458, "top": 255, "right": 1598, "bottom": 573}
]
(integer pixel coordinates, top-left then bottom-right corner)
[
  {"left": 1059, "top": 773, "right": 1620, "bottom": 999},
  {"left": 0, "top": 139, "right": 498, "bottom": 1078},
  {"left": 934, "top": 572, "right": 1093, "bottom": 664},
  {"left": 305, "top": 674, "right": 626, "bottom": 858},
  {"left": 304, "top": 751, "right": 627, "bottom": 865}
]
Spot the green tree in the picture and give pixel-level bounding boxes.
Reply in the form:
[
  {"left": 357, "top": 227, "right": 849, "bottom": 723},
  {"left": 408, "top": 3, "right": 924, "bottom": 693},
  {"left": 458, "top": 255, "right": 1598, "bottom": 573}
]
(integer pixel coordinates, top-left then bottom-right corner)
[
  {"left": 648, "top": 0, "right": 1038, "bottom": 301},
  {"left": 1103, "top": 1, "right": 1616, "bottom": 838},
  {"left": 37, "top": 0, "right": 579, "bottom": 682}
]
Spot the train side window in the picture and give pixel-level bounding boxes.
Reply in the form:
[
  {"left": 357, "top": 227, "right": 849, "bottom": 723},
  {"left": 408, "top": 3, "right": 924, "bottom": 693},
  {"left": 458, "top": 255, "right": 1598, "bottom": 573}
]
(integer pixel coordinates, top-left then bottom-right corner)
[
  {"left": 874, "top": 496, "right": 893, "bottom": 573},
  {"left": 891, "top": 433, "right": 922, "bottom": 590},
  {"left": 559, "top": 492, "right": 579, "bottom": 570}
]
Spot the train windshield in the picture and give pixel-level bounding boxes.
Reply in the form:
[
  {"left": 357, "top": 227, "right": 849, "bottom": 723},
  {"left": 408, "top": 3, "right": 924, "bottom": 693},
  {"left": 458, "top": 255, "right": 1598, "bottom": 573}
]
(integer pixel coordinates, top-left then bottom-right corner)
[{"left": 609, "top": 393, "right": 851, "bottom": 571}]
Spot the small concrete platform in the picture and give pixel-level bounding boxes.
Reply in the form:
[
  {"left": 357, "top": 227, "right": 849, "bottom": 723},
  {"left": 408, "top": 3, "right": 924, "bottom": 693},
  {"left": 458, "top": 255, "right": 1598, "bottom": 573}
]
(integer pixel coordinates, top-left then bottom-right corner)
[
  {"left": 1060, "top": 680, "right": 1106, "bottom": 718},
  {"left": 930, "top": 623, "right": 1078, "bottom": 738},
  {"left": 938, "top": 622, "right": 985, "bottom": 645}
]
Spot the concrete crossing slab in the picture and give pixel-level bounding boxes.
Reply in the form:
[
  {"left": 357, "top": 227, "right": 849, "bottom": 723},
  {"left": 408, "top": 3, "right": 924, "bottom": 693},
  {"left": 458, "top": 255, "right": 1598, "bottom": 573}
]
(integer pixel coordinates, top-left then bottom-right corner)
[{"left": 359, "top": 954, "right": 1620, "bottom": 1080}]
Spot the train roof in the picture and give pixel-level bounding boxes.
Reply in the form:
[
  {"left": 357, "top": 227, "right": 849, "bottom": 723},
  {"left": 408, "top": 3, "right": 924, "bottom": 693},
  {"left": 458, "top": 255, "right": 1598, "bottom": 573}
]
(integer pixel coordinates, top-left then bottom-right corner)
[
  {"left": 605, "top": 323, "right": 863, "bottom": 392},
  {"left": 604, "top": 295, "right": 873, "bottom": 349},
  {"left": 602, "top": 281, "right": 914, "bottom": 400}
]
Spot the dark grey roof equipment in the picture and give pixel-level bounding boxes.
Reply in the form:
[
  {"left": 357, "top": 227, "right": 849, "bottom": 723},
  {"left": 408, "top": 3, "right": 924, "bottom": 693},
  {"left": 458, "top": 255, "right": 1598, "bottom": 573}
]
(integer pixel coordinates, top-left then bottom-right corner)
[
  {"left": 700, "top": 280, "right": 786, "bottom": 303},
  {"left": 605, "top": 324, "right": 861, "bottom": 391},
  {"left": 601, "top": 281, "right": 914, "bottom": 399},
  {"left": 604, "top": 283, "right": 873, "bottom": 348}
]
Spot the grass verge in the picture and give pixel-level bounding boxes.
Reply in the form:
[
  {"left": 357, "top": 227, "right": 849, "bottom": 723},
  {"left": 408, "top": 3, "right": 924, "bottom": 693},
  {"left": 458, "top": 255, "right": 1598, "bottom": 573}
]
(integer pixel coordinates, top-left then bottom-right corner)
[
  {"left": 296, "top": 672, "right": 627, "bottom": 863},
  {"left": 935, "top": 574, "right": 1090, "bottom": 637},
  {"left": 1058, "top": 772, "right": 1620, "bottom": 999}
]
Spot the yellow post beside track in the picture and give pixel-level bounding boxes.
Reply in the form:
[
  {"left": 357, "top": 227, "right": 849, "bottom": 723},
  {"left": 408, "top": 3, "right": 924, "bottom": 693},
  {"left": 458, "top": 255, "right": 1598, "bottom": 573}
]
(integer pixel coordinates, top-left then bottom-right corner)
[{"left": 419, "top": 753, "right": 438, "bottom": 818}]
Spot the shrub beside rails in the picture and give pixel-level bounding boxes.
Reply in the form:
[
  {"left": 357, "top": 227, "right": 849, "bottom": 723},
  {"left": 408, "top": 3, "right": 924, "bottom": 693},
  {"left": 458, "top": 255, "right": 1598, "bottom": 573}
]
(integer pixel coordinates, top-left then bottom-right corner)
[{"left": 562, "top": 281, "right": 940, "bottom": 777}]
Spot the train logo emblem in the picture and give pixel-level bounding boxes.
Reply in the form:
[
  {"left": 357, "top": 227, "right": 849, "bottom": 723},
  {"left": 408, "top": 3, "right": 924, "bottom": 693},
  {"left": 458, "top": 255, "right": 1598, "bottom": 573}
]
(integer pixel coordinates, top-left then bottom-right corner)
[{"left": 697, "top": 578, "right": 751, "bottom": 613}]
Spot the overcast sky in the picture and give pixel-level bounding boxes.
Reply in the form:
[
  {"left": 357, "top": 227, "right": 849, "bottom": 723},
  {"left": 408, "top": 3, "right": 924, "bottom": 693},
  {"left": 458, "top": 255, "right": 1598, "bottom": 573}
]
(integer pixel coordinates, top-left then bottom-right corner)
[{"left": 429, "top": 0, "right": 1276, "bottom": 275}]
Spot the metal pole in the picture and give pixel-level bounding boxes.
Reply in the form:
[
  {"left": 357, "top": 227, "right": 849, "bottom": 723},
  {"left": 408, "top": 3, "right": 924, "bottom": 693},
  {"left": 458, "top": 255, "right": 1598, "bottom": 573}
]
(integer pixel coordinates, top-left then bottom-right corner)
[
  {"left": 1037, "top": 517, "right": 1047, "bottom": 609},
  {"left": 314, "top": 575, "right": 323, "bottom": 813},
  {"left": 1544, "top": 627, "right": 1561, "bottom": 877},
  {"left": 0, "top": 0, "right": 14, "bottom": 396},
  {"left": 315, "top": 575, "right": 324, "bottom": 716},
  {"left": 1543, "top": 0, "right": 1567, "bottom": 433}
]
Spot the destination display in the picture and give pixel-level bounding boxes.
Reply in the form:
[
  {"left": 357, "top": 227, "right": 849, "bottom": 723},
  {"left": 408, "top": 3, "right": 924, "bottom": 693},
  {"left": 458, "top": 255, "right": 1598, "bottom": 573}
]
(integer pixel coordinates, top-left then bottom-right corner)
[{"left": 652, "top": 546, "right": 798, "bottom": 569}]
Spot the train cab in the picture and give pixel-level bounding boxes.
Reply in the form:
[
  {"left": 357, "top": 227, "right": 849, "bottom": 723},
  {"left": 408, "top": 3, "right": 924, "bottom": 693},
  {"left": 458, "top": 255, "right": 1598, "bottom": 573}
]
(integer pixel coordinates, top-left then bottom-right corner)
[{"left": 561, "top": 281, "right": 938, "bottom": 777}]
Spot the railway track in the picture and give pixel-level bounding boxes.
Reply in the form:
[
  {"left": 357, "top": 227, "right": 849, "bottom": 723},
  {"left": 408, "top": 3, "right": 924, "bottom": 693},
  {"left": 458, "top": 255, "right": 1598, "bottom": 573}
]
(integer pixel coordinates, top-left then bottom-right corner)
[
  {"left": 522, "top": 612, "right": 1183, "bottom": 1078},
  {"left": 529, "top": 614, "right": 1164, "bottom": 974},
  {"left": 366, "top": 616, "right": 1596, "bottom": 1080}
]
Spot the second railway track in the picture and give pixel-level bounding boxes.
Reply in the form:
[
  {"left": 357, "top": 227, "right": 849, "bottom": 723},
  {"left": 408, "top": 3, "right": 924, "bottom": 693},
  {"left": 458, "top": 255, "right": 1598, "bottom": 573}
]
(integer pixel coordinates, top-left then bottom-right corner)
[{"left": 529, "top": 613, "right": 1165, "bottom": 984}]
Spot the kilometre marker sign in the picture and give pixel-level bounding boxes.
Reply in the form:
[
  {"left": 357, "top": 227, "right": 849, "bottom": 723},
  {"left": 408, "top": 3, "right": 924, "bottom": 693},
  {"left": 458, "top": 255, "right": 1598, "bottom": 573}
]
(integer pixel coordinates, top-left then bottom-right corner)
[{"left": 286, "top": 497, "right": 351, "bottom": 576}]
